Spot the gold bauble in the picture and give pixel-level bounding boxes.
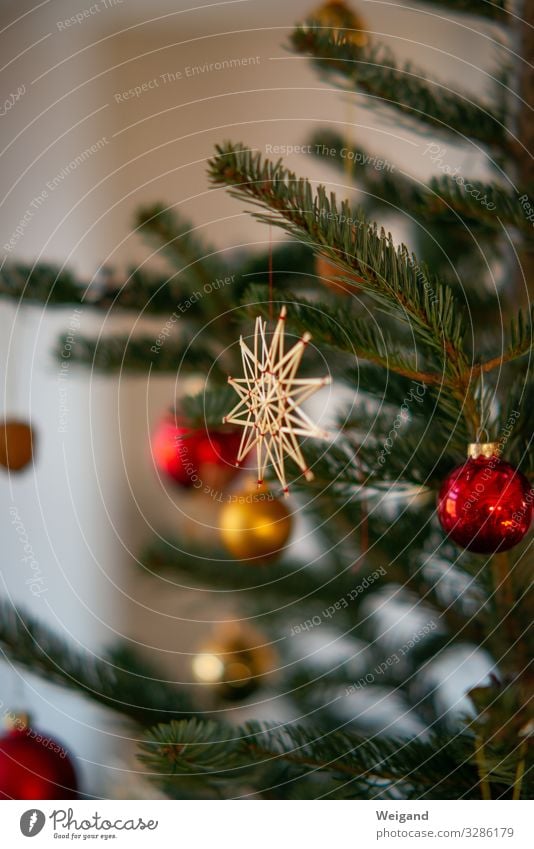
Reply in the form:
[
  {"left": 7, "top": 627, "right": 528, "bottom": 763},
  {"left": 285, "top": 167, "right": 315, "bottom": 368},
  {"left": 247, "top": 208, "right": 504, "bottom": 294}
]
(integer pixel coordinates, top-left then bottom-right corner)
[
  {"left": 310, "top": 0, "right": 368, "bottom": 48},
  {"left": 315, "top": 253, "right": 361, "bottom": 295},
  {"left": 192, "top": 623, "right": 276, "bottom": 701},
  {"left": 219, "top": 483, "right": 292, "bottom": 561},
  {"left": 0, "top": 420, "right": 34, "bottom": 471}
]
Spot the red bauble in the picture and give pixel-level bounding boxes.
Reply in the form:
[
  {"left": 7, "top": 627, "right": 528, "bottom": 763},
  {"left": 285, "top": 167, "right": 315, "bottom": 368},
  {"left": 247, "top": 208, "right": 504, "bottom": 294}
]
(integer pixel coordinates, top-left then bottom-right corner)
[
  {"left": 437, "top": 443, "right": 532, "bottom": 553},
  {"left": 152, "top": 416, "right": 244, "bottom": 490},
  {"left": 0, "top": 717, "right": 78, "bottom": 799}
]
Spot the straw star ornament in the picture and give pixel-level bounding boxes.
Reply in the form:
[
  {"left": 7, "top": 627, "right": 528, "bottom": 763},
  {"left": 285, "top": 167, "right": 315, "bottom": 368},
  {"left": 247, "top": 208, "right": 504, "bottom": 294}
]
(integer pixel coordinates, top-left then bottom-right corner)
[{"left": 223, "top": 307, "right": 331, "bottom": 493}]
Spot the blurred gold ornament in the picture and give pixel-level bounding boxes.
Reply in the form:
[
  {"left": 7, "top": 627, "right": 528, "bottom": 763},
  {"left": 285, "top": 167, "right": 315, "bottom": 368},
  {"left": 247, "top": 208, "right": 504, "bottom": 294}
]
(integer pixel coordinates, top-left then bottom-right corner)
[
  {"left": 309, "top": 0, "right": 368, "bottom": 48},
  {"left": 0, "top": 420, "right": 34, "bottom": 471},
  {"left": 3, "top": 712, "right": 31, "bottom": 732},
  {"left": 219, "top": 481, "right": 293, "bottom": 561},
  {"left": 192, "top": 622, "right": 276, "bottom": 701},
  {"left": 315, "top": 253, "right": 362, "bottom": 295}
]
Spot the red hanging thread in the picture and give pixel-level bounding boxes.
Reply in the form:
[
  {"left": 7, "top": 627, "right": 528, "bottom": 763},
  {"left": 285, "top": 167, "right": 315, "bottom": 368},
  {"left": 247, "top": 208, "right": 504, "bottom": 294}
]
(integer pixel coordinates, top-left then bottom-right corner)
[{"left": 268, "top": 224, "right": 274, "bottom": 322}]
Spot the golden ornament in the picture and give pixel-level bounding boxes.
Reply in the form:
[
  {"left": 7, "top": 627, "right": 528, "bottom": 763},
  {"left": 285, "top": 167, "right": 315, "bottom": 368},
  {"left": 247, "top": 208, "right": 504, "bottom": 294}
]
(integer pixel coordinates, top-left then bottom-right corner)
[
  {"left": 0, "top": 420, "right": 35, "bottom": 471},
  {"left": 309, "top": 0, "right": 368, "bottom": 48},
  {"left": 192, "top": 622, "right": 276, "bottom": 701},
  {"left": 219, "top": 482, "right": 293, "bottom": 561}
]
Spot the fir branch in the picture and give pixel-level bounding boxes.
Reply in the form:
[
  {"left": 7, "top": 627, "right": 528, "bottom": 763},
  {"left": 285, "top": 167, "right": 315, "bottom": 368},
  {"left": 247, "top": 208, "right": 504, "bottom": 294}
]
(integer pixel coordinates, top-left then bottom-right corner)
[
  {"left": 53, "top": 334, "right": 222, "bottom": 375},
  {"left": 335, "top": 362, "right": 466, "bottom": 444},
  {"left": 309, "top": 130, "right": 532, "bottom": 235},
  {"left": 511, "top": 0, "right": 534, "bottom": 305},
  {"left": 140, "top": 719, "right": 246, "bottom": 779},
  {"left": 0, "top": 263, "right": 82, "bottom": 306},
  {"left": 134, "top": 204, "right": 229, "bottom": 288},
  {"left": 428, "top": 177, "right": 533, "bottom": 234},
  {"left": 140, "top": 717, "right": 486, "bottom": 799},
  {"left": 0, "top": 600, "right": 191, "bottom": 726},
  {"left": 141, "top": 537, "right": 372, "bottom": 610},
  {"left": 341, "top": 421, "right": 465, "bottom": 488},
  {"left": 208, "top": 143, "right": 485, "bottom": 427},
  {"left": 239, "top": 240, "right": 316, "bottom": 294},
  {"left": 99, "top": 266, "right": 201, "bottom": 314},
  {"left": 208, "top": 142, "right": 467, "bottom": 366},
  {"left": 0, "top": 262, "right": 204, "bottom": 314},
  {"left": 415, "top": 224, "right": 504, "bottom": 299},
  {"left": 245, "top": 287, "right": 443, "bottom": 385},
  {"left": 310, "top": 129, "right": 516, "bottom": 296},
  {"left": 209, "top": 143, "right": 534, "bottom": 432},
  {"left": 290, "top": 27, "right": 506, "bottom": 149},
  {"left": 178, "top": 385, "right": 243, "bottom": 428},
  {"left": 259, "top": 426, "right": 455, "bottom": 492},
  {"left": 475, "top": 305, "right": 534, "bottom": 375}
]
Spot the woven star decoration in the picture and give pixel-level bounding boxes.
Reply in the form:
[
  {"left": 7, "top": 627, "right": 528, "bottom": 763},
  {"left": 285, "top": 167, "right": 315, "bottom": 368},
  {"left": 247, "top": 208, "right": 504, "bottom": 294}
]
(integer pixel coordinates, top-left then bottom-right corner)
[{"left": 223, "top": 306, "right": 331, "bottom": 493}]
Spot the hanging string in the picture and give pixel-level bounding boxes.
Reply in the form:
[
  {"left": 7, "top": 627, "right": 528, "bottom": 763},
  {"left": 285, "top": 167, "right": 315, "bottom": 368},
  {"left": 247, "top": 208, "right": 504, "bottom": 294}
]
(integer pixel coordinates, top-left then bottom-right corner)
[
  {"left": 476, "top": 370, "right": 489, "bottom": 443},
  {"left": 268, "top": 224, "right": 274, "bottom": 322}
]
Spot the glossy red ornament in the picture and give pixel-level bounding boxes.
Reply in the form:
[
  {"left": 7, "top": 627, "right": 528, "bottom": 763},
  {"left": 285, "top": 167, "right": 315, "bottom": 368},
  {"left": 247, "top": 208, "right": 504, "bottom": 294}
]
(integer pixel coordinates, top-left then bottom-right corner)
[
  {"left": 0, "top": 716, "right": 78, "bottom": 799},
  {"left": 152, "top": 416, "right": 244, "bottom": 490},
  {"left": 437, "top": 443, "right": 532, "bottom": 553}
]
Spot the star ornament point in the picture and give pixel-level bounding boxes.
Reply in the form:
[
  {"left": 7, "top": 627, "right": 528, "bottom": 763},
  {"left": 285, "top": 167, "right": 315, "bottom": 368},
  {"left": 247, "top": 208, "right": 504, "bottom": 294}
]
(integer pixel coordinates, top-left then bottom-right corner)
[{"left": 223, "top": 307, "right": 331, "bottom": 493}]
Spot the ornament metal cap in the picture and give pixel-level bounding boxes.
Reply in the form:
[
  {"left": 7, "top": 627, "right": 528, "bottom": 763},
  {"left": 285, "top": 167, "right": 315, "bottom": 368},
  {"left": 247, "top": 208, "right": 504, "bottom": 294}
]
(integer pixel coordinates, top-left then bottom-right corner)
[{"left": 467, "top": 442, "right": 500, "bottom": 459}]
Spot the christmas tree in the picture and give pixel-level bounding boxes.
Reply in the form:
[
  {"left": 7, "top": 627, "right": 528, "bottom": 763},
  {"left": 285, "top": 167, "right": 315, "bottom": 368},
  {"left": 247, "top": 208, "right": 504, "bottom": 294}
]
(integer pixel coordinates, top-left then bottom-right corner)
[{"left": 1, "top": 0, "right": 532, "bottom": 800}]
